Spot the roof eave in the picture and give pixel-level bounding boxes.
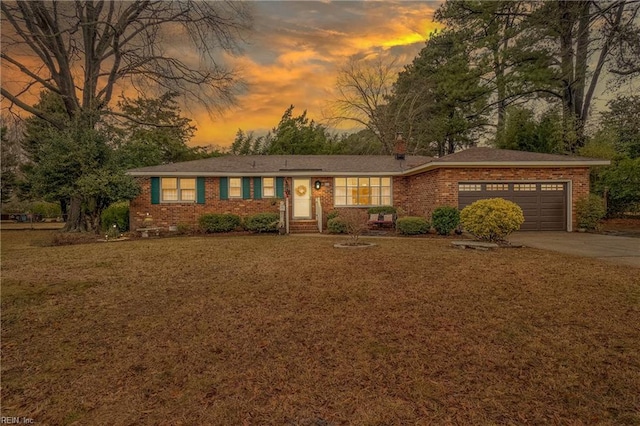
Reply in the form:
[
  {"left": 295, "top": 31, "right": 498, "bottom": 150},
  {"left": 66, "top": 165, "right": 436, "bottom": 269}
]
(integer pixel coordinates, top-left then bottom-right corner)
[
  {"left": 127, "top": 170, "right": 407, "bottom": 177},
  {"left": 403, "top": 160, "right": 611, "bottom": 175}
]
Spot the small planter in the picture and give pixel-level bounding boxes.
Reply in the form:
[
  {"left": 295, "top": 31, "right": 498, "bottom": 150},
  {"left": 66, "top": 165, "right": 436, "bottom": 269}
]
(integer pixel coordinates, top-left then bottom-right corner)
[{"left": 143, "top": 216, "right": 154, "bottom": 228}]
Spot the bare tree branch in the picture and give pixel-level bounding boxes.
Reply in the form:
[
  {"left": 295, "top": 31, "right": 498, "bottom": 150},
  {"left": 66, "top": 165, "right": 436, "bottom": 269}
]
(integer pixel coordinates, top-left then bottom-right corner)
[
  {"left": 324, "top": 57, "right": 401, "bottom": 153},
  {"left": 1, "top": 0, "right": 253, "bottom": 124}
]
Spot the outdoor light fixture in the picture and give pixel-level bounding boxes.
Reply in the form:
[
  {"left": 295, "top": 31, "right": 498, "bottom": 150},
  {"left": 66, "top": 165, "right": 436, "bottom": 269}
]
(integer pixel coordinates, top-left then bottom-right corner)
[{"left": 314, "top": 180, "right": 322, "bottom": 190}]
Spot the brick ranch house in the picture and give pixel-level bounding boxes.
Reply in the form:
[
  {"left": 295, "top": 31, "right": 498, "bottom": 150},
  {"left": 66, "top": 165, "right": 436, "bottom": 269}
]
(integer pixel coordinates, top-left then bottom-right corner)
[{"left": 127, "top": 147, "right": 609, "bottom": 233}]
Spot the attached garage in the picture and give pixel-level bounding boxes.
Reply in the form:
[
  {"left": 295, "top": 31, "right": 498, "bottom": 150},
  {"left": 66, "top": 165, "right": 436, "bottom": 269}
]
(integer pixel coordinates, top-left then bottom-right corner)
[{"left": 458, "top": 182, "right": 568, "bottom": 231}]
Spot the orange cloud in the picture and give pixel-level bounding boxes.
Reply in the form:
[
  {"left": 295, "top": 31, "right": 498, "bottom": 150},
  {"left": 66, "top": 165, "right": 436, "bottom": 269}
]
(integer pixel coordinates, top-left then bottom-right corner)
[
  {"left": 1, "top": 1, "right": 444, "bottom": 148},
  {"left": 193, "top": 1, "right": 443, "bottom": 147}
]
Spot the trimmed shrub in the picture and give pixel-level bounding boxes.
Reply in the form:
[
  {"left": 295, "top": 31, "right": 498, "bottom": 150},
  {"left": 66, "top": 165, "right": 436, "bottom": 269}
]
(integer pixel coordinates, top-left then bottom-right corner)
[
  {"left": 198, "top": 213, "right": 241, "bottom": 233},
  {"left": 245, "top": 212, "right": 280, "bottom": 233},
  {"left": 176, "top": 223, "right": 192, "bottom": 235},
  {"left": 396, "top": 216, "right": 430, "bottom": 235},
  {"left": 367, "top": 205, "right": 397, "bottom": 215},
  {"left": 326, "top": 210, "right": 340, "bottom": 220},
  {"left": 460, "top": 198, "right": 524, "bottom": 242},
  {"left": 576, "top": 194, "right": 606, "bottom": 230},
  {"left": 431, "top": 206, "right": 460, "bottom": 235},
  {"left": 327, "top": 217, "right": 347, "bottom": 234},
  {"left": 101, "top": 201, "right": 129, "bottom": 231}
]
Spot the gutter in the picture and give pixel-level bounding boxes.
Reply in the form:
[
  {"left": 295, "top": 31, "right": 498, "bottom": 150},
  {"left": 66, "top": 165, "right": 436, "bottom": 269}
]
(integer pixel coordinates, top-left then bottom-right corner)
[
  {"left": 126, "top": 171, "right": 407, "bottom": 177},
  {"left": 402, "top": 160, "right": 611, "bottom": 176}
]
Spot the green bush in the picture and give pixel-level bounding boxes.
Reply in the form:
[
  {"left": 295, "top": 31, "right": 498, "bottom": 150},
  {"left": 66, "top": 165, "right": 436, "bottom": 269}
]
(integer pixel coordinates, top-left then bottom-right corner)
[
  {"left": 367, "top": 205, "right": 397, "bottom": 215},
  {"left": 30, "top": 201, "right": 62, "bottom": 218},
  {"left": 431, "top": 206, "right": 460, "bottom": 235},
  {"left": 327, "top": 217, "right": 347, "bottom": 234},
  {"left": 101, "top": 201, "right": 129, "bottom": 231},
  {"left": 245, "top": 212, "right": 280, "bottom": 233},
  {"left": 396, "top": 216, "right": 430, "bottom": 235},
  {"left": 460, "top": 198, "right": 524, "bottom": 242},
  {"left": 598, "top": 158, "right": 640, "bottom": 216},
  {"left": 326, "top": 210, "right": 340, "bottom": 220},
  {"left": 576, "top": 194, "right": 606, "bottom": 230},
  {"left": 176, "top": 223, "right": 192, "bottom": 235},
  {"left": 198, "top": 213, "right": 242, "bottom": 233}
]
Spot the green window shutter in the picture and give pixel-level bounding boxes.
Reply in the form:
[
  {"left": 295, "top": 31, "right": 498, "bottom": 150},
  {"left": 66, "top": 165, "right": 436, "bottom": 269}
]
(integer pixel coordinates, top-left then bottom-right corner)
[
  {"left": 196, "top": 177, "right": 205, "bottom": 204},
  {"left": 253, "top": 177, "right": 262, "bottom": 200},
  {"left": 276, "top": 177, "right": 284, "bottom": 198},
  {"left": 151, "top": 177, "right": 160, "bottom": 204},
  {"left": 242, "top": 177, "right": 251, "bottom": 199},
  {"left": 219, "top": 177, "right": 228, "bottom": 200}
]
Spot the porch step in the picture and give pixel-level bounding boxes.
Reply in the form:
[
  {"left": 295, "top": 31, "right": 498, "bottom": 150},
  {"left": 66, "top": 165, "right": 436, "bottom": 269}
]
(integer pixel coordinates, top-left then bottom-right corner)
[{"left": 289, "top": 220, "right": 320, "bottom": 233}]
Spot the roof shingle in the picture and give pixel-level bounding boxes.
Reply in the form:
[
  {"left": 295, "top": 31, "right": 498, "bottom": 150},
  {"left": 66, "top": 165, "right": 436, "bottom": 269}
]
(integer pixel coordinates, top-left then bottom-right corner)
[{"left": 127, "top": 148, "right": 608, "bottom": 176}]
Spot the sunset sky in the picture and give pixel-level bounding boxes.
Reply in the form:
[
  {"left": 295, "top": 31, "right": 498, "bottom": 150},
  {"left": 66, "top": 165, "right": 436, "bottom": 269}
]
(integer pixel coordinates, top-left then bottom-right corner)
[
  {"left": 192, "top": 1, "right": 443, "bottom": 147},
  {"left": 0, "top": 1, "right": 443, "bottom": 147}
]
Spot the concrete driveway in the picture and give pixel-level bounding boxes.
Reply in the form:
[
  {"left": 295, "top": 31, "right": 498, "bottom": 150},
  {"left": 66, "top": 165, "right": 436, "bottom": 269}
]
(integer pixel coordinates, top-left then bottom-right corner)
[{"left": 509, "top": 232, "right": 640, "bottom": 268}]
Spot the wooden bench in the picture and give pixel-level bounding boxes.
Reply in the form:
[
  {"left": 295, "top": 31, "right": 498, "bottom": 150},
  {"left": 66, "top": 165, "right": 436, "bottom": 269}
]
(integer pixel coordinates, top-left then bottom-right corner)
[
  {"left": 368, "top": 213, "right": 396, "bottom": 229},
  {"left": 136, "top": 227, "right": 161, "bottom": 237}
]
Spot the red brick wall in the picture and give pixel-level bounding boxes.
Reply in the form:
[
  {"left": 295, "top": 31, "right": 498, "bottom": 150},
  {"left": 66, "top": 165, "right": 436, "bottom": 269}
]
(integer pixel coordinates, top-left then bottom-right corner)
[
  {"left": 130, "top": 168, "right": 591, "bottom": 230},
  {"left": 130, "top": 177, "right": 281, "bottom": 229},
  {"left": 402, "top": 167, "right": 591, "bottom": 229}
]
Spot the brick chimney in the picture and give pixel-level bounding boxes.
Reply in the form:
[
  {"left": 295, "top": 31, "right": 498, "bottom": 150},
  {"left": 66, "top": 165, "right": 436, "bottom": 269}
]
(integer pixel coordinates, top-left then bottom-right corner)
[{"left": 394, "top": 132, "right": 406, "bottom": 160}]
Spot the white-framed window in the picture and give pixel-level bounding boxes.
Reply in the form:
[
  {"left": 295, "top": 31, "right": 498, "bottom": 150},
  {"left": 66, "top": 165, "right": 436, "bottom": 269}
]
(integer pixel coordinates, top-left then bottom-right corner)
[
  {"left": 263, "top": 177, "right": 275, "bottom": 198},
  {"left": 459, "top": 184, "right": 482, "bottom": 192},
  {"left": 161, "top": 178, "right": 196, "bottom": 202},
  {"left": 541, "top": 184, "right": 564, "bottom": 191},
  {"left": 486, "top": 183, "right": 509, "bottom": 191},
  {"left": 334, "top": 177, "right": 391, "bottom": 206},
  {"left": 514, "top": 183, "right": 537, "bottom": 191},
  {"left": 229, "top": 177, "right": 242, "bottom": 198}
]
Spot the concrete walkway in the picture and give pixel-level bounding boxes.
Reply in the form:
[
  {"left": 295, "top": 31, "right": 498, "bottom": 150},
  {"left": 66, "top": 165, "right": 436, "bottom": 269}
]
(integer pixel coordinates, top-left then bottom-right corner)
[{"left": 509, "top": 232, "right": 640, "bottom": 268}]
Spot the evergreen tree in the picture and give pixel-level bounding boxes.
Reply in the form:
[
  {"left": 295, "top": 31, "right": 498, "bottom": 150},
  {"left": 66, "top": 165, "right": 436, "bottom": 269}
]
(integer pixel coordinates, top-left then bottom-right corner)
[
  {"left": 496, "top": 107, "right": 564, "bottom": 154},
  {"left": 390, "top": 30, "right": 489, "bottom": 157},
  {"left": 109, "top": 92, "right": 206, "bottom": 168},
  {"left": 0, "top": 126, "right": 18, "bottom": 204}
]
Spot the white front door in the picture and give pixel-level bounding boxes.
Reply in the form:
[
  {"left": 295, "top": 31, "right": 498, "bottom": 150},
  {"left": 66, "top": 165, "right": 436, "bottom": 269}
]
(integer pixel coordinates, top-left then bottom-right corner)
[{"left": 292, "top": 178, "right": 311, "bottom": 219}]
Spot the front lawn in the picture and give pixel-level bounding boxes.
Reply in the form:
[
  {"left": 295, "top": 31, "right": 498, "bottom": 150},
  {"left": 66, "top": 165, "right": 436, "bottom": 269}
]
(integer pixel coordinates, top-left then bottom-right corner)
[{"left": 1, "top": 231, "right": 639, "bottom": 425}]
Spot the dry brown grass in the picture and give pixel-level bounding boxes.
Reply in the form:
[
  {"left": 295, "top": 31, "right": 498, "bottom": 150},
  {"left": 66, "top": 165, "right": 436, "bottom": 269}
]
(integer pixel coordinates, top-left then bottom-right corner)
[{"left": 2, "top": 231, "right": 639, "bottom": 425}]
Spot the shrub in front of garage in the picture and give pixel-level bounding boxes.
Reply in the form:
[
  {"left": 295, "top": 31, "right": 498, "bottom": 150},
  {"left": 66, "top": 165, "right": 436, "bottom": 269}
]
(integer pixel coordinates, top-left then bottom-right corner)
[{"left": 460, "top": 198, "right": 524, "bottom": 242}]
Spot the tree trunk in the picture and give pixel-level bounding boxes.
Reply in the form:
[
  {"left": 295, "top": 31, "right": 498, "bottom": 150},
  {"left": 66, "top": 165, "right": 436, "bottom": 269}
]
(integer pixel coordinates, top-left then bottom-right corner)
[
  {"left": 495, "top": 56, "right": 507, "bottom": 142},
  {"left": 59, "top": 198, "right": 68, "bottom": 222},
  {"left": 63, "top": 196, "right": 88, "bottom": 232},
  {"left": 558, "top": 0, "right": 579, "bottom": 152}
]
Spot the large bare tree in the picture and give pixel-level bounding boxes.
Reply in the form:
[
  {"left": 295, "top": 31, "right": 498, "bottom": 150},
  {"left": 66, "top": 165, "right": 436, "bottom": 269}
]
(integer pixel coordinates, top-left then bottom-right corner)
[
  {"left": 325, "top": 57, "right": 401, "bottom": 154},
  {"left": 1, "top": 0, "right": 252, "bottom": 231}
]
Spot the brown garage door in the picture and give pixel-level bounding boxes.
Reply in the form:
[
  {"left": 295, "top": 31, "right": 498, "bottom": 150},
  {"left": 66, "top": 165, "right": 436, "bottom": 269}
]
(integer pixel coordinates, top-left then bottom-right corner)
[{"left": 458, "top": 182, "right": 567, "bottom": 231}]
